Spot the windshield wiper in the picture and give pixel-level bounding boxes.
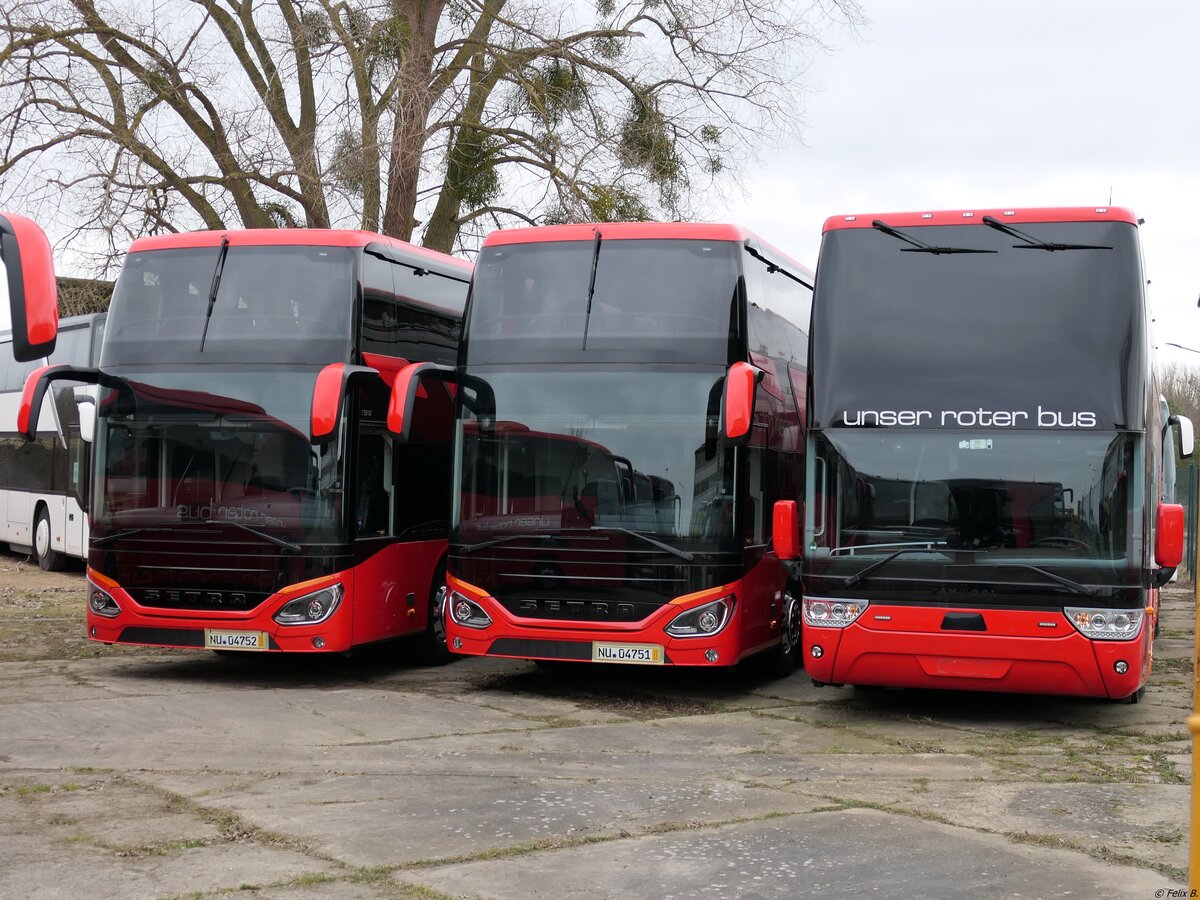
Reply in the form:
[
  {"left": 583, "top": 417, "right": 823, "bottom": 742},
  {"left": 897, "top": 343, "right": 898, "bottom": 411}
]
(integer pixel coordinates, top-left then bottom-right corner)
[
  {"left": 589, "top": 526, "right": 694, "bottom": 562},
  {"left": 841, "top": 547, "right": 962, "bottom": 589},
  {"left": 981, "top": 216, "right": 1111, "bottom": 252},
  {"left": 580, "top": 226, "right": 602, "bottom": 351},
  {"left": 986, "top": 562, "right": 1096, "bottom": 596},
  {"left": 872, "top": 219, "right": 996, "bottom": 255},
  {"left": 455, "top": 533, "right": 560, "bottom": 554},
  {"left": 203, "top": 519, "right": 300, "bottom": 554},
  {"left": 198, "top": 235, "right": 231, "bottom": 352},
  {"left": 90, "top": 528, "right": 148, "bottom": 546}
]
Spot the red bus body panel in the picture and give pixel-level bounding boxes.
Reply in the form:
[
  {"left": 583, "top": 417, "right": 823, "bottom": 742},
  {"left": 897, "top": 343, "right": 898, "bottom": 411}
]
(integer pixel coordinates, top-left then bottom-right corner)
[
  {"left": 87, "top": 540, "right": 444, "bottom": 652},
  {"left": 802, "top": 600, "right": 1155, "bottom": 700},
  {"left": 445, "top": 565, "right": 786, "bottom": 667},
  {"left": 822, "top": 206, "right": 1138, "bottom": 232}
]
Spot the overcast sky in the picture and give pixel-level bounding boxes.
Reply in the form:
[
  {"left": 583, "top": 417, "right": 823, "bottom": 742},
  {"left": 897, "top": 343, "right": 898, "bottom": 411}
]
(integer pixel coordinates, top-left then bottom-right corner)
[{"left": 725, "top": 0, "right": 1200, "bottom": 366}]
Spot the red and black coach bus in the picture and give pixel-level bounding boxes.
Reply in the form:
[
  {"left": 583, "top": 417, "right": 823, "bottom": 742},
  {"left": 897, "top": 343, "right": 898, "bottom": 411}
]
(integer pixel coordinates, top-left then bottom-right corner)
[
  {"left": 390, "top": 222, "right": 813, "bottom": 673},
  {"left": 780, "top": 207, "right": 1191, "bottom": 701},
  {"left": 4, "top": 221, "right": 470, "bottom": 657}
]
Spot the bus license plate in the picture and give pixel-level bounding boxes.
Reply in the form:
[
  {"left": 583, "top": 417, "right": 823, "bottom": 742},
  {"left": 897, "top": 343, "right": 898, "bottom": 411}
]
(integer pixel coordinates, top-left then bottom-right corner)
[
  {"left": 204, "top": 630, "right": 268, "bottom": 651},
  {"left": 591, "top": 642, "right": 663, "bottom": 665}
]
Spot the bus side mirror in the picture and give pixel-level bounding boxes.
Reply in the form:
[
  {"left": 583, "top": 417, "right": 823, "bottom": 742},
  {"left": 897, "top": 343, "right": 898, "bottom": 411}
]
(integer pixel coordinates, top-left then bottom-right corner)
[
  {"left": 721, "top": 361, "right": 763, "bottom": 443},
  {"left": 75, "top": 386, "right": 98, "bottom": 444},
  {"left": 1169, "top": 414, "right": 1194, "bottom": 459},
  {"left": 773, "top": 500, "right": 801, "bottom": 561},
  {"left": 18, "top": 365, "right": 101, "bottom": 440},
  {"left": 0, "top": 213, "right": 59, "bottom": 361},
  {"left": 1156, "top": 503, "right": 1185, "bottom": 568},
  {"left": 388, "top": 362, "right": 454, "bottom": 442},
  {"left": 310, "top": 363, "right": 382, "bottom": 444}
]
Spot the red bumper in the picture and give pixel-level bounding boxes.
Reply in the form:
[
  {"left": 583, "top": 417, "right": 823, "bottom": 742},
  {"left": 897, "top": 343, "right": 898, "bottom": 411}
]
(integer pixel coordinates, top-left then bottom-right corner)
[
  {"left": 803, "top": 603, "right": 1151, "bottom": 699},
  {"left": 86, "top": 568, "right": 352, "bottom": 653},
  {"left": 443, "top": 574, "right": 761, "bottom": 667}
]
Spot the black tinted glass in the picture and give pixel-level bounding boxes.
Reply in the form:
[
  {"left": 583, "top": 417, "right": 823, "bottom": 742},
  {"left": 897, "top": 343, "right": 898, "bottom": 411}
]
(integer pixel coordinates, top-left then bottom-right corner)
[
  {"left": 812, "top": 222, "right": 1145, "bottom": 431},
  {"left": 102, "top": 247, "right": 355, "bottom": 366},
  {"left": 466, "top": 239, "right": 740, "bottom": 364}
]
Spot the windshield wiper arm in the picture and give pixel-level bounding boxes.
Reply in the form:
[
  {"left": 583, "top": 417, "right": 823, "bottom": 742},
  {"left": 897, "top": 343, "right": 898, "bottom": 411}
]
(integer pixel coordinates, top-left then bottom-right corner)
[
  {"left": 987, "top": 562, "right": 1096, "bottom": 596},
  {"left": 872, "top": 219, "right": 996, "bottom": 255},
  {"left": 455, "top": 533, "right": 559, "bottom": 554},
  {"left": 90, "top": 528, "right": 147, "bottom": 546},
  {"left": 199, "top": 235, "right": 231, "bottom": 351},
  {"left": 203, "top": 519, "right": 300, "bottom": 554},
  {"left": 580, "top": 226, "right": 602, "bottom": 351},
  {"left": 981, "top": 216, "right": 1111, "bottom": 251},
  {"left": 590, "top": 526, "right": 694, "bottom": 562},
  {"left": 842, "top": 547, "right": 961, "bottom": 589}
]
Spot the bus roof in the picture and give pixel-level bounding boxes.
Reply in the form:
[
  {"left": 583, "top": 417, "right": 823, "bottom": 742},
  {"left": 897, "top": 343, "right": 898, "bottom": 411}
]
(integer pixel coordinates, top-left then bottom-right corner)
[
  {"left": 483, "top": 222, "right": 811, "bottom": 280},
  {"left": 822, "top": 206, "right": 1139, "bottom": 232},
  {"left": 127, "top": 229, "right": 473, "bottom": 275}
]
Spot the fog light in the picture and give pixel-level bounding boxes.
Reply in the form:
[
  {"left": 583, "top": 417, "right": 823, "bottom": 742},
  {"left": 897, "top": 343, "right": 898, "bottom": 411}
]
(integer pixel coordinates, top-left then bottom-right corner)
[
  {"left": 89, "top": 626, "right": 96, "bottom": 637},
  {"left": 705, "top": 649, "right": 719, "bottom": 663},
  {"left": 811, "top": 645, "right": 824, "bottom": 658},
  {"left": 1114, "top": 660, "right": 1128, "bottom": 674},
  {"left": 453, "top": 637, "right": 463, "bottom": 650},
  {"left": 312, "top": 637, "right": 325, "bottom": 649}
]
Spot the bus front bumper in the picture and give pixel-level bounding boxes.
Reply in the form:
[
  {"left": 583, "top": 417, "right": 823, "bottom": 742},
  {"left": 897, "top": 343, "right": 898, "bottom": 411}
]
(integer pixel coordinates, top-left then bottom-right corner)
[
  {"left": 85, "top": 569, "right": 353, "bottom": 653},
  {"left": 443, "top": 574, "right": 764, "bottom": 667},
  {"left": 802, "top": 603, "right": 1151, "bottom": 700}
]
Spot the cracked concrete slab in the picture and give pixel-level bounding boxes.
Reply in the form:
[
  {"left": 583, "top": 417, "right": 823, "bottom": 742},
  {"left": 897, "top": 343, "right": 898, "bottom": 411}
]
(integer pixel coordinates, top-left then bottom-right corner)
[{"left": 408, "top": 807, "right": 1169, "bottom": 898}]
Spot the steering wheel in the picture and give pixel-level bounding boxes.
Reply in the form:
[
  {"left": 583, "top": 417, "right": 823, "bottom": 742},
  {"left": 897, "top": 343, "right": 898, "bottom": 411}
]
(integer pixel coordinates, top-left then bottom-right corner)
[{"left": 1029, "top": 536, "right": 1090, "bottom": 551}]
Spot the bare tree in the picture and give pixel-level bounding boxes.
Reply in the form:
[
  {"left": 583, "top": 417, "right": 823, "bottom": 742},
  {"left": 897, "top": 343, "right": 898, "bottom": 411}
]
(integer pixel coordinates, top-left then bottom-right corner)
[{"left": 0, "top": 0, "right": 862, "bottom": 264}]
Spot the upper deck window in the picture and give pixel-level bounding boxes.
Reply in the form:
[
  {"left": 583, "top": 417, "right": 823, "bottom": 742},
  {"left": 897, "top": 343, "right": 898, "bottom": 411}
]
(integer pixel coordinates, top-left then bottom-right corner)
[
  {"left": 102, "top": 246, "right": 355, "bottom": 367},
  {"left": 465, "top": 238, "right": 740, "bottom": 365}
]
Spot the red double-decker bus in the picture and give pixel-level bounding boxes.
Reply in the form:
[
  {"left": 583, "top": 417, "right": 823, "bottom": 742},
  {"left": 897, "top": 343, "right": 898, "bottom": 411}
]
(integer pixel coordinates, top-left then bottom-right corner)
[
  {"left": 779, "top": 207, "right": 1192, "bottom": 701},
  {"left": 389, "top": 222, "right": 813, "bottom": 673},
  {"left": 3, "top": 220, "right": 470, "bottom": 657}
]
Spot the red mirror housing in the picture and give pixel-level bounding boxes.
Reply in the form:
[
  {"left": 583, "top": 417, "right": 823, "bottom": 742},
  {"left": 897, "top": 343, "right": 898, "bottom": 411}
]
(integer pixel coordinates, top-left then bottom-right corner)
[
  {"left": 0, "top": 213, "right": 59, "bottom": 362},
  {"left": 773, "top": 500, "right": 801, "bottom": 561},
  {"left": 722, "top": 361, "right": 763, "bottom": 441},
  {"left": 388, "top": 362, "right": 454, "bottom": 442},
  {"left": 17, "top": 364, "right": 102, "bottom": 440},
  {"left": 311, "top": 363, "right": 381, "bottom": 444},
  {"left": 1156, "top": 502, "right": 1185, "bottom": 568}
]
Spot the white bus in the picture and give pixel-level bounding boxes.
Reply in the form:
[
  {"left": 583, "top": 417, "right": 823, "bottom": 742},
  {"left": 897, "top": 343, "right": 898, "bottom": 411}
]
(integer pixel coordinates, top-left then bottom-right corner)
[{"left": 0, "top": 313, "right": 105, "bottom": 568}]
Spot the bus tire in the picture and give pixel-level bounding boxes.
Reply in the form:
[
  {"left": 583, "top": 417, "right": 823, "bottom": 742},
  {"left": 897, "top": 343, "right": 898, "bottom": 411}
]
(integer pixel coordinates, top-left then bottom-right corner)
[
  {"left": 1121, "top": 685, "right": 1146, "bottom": 704},
  {"left": 760, "top": 593, "right": 801, "bottom": 679},
  {"left": 415, "top": 564, "right": 452, "bottom": 666},
  {"left": 33, "top": 506, "right": 67, "bottom": 572}
]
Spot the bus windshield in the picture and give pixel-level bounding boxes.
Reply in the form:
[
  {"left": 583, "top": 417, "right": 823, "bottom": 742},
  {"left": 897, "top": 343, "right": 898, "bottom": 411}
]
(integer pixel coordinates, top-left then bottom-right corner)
[
  {"left": 805, "top": 429, "right": 1144, "bottom": 589},
  {"left": 453, "top": 369, "right": 735, "bottom": 552},
  {"left": 811, "top": 220, "right": 1145, "bottom": 432},
  {"left": 465, "top": 239, "right": 739, "bottom": 364},
  {"left": 92, "top": 370, "right": 346, "bottom": 545},
  {"left": 101, "top": 246, "right": 356, "bottom": 366}
]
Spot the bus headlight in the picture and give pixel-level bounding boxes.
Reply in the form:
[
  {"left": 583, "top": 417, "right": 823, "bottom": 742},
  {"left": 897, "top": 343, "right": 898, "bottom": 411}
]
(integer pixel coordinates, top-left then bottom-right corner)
[
  {"left": 666, "top": 597, "right": 734, "bottom": 638},
  {"left": 1065, "top": 607, "right": 1143, "bottom": 640},
  {"left": 450, "top": 592, "right": 492, "bottom": 628},
  {"left": 88, "top": 580, "right": 120, "bottom": 618},
  {"left": 275, "top": 583, "right": 343, "bottom": 626},
  {"left": 802, "top": 596, "right": 867, "bottom": 628}
]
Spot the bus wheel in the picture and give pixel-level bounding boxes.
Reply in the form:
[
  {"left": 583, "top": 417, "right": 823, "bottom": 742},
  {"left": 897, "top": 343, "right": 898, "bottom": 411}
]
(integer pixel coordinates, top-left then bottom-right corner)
[
  {"left": 761, "top": 593, "right": 801, "bottom": 678},
  {"left": 1122, "top": 685, "right": 1146, "bottom": 704},
  {"left": 416, "top": 569, "right": 452, "bottom": 666},
  {"left": 34, "top": 507, "right": 66, "bottom": 572}
]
